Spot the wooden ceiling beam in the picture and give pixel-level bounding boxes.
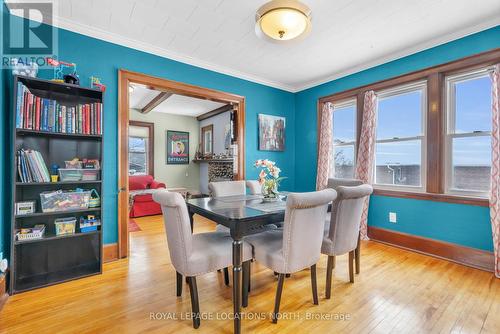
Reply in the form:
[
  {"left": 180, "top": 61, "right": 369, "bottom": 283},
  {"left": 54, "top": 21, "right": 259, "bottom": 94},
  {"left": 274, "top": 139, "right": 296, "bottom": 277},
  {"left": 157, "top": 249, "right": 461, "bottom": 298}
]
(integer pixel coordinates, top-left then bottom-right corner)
[
  {"left": 197, "top": 104, "right": 234, "bottom": 121},
  {"left": 141, "top": 91, "right": 173, "bottom": 113}
]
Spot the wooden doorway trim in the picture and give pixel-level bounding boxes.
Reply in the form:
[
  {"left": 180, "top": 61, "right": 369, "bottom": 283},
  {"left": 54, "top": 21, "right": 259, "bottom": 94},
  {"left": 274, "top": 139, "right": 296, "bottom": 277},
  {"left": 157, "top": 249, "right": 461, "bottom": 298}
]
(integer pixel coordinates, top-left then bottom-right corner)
[{"left": 118, "top": 69, "right": 246, "bottom": 258}]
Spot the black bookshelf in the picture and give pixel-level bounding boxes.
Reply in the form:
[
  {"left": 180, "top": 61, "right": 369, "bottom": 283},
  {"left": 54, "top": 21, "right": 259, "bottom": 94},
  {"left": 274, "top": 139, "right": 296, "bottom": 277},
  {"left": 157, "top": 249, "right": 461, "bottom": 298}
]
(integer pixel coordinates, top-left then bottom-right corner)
[{"left": 10, "top": 75, "right": 104, "bottom": 294}]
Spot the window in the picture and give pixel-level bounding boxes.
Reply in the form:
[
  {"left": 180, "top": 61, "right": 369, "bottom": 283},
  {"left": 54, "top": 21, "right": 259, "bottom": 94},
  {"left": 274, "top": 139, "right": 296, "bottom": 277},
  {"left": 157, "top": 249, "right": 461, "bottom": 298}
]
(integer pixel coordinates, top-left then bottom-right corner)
[
  {"left": 374, "top": 82, "right": 427, "bottom": 190},
  {"left": 445, "top": 69, "right": 492, "bottom": 196},
  {"left": 332, "top": 99, "right": 357, "bottom": 179},
  {"left": 129, "top": 123, "right": 153, "bottom": 176}
]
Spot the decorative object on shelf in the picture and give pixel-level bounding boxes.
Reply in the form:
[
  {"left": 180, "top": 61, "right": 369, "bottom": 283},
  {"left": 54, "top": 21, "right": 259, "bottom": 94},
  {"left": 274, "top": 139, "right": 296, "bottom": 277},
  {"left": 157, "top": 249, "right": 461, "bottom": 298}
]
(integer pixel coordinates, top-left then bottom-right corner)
[
  {"left": 47, "top": 58, "right": 79, "bottom": 84},
  {"left": 258, "top": 114, "right": 285, "bottom": 151},
  {"left": 15, "top": 201, "right": 36, "bottom": 215},
  {"left": 51, "top": 164, "right": 60, "bottom": 182},
  {"left": 255, "top": 159, "right": 286, "bottom": 202},
  {"left": 54, "top": 217, "right": 76, "bottom": 236},
  {"left": 255, "top": 0, "right": 312, "bottom": 42},
  {"left": 16, "top": 224, "right": 45, "bottom": 241},
  {"left": 12, "top": 59, "right": 38, "bottom": 77},
  {"left": 88, "top": 189, "right": 101, "bottom": 208},
  {"left": 201, "top": 124, "right": 214, "bottom": 156},
  {"left": 79, "top": 215, "right": 101, "bottom": 233},
  {"left": 90, "top": 76, "right": 106, "bottom": 92},
  {"left": 166, "top": 130, "right": 189, "bottom": 164}
]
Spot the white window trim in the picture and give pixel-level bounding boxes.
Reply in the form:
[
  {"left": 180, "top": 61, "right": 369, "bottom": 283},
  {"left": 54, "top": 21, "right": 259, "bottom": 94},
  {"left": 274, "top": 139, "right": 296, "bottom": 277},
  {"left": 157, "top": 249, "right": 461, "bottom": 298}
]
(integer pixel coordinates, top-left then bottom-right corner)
[
  {"left": 373, "top": 81, "right": 427, "bottom": 192},
  {"left": 331, "top": 98, "right": 357, "bottom": 179},
  {"left": 444, "top": 68, "right": 493, "bottom": 198}
]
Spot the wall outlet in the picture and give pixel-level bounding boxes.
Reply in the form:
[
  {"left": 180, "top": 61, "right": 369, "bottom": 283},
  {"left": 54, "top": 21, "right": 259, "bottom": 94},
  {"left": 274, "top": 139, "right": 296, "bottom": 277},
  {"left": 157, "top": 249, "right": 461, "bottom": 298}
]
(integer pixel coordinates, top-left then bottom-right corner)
[{"left": 389, "top": 212, "right": 397, "bottom": 223}]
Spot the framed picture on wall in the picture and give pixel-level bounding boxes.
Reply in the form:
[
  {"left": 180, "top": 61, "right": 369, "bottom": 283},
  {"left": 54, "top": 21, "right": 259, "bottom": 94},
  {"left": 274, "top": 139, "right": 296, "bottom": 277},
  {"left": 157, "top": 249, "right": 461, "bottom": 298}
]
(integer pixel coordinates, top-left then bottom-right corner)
[
  {"left": 166, "top": 130, "right": 189, "bottom": 164},
  {"left": 258, "top": 114, "right": 285, "bottom": 151}
]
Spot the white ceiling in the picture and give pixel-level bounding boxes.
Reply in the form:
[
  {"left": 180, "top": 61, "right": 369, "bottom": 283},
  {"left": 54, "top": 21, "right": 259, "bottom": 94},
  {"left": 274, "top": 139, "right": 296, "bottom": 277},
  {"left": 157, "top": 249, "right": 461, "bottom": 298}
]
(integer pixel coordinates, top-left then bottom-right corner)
[
  {"left": 129, "top": 84, "right": 226, "bottom": 116},
  {"left": 12, "top": 0, "right": 500, "bottom": 92}
]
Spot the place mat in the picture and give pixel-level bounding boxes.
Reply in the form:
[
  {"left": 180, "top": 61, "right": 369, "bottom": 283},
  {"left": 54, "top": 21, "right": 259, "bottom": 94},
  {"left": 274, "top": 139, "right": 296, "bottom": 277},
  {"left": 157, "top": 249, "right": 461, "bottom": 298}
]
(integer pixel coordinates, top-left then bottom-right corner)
[
  {"left": 246, "top": 200, "right": 287, "bottom": 213},
  {"left": 216, "top": 194, "right": 263, "bottom": 202}
]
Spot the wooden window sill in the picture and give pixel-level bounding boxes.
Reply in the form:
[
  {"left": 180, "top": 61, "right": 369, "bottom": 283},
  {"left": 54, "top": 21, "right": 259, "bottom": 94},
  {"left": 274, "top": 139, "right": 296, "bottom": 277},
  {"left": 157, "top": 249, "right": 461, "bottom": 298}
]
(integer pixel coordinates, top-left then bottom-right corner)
[{"left": 373, "top": 189, "right": 489, "bottom": 207}]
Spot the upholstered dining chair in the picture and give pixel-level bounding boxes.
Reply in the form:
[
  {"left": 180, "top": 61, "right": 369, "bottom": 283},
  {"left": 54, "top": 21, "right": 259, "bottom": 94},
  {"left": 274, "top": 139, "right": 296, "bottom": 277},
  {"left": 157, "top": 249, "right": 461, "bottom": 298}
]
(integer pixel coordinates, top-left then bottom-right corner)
[
  {"left": 322, "top": 184, "right": 373, "bottom": 299},
  {"left": 246, "top": 180, "right": 261, "bottom": 195},
  {"left": 327, "top": 178, "right": 364, "bottom": 274},
  {"left": 208, "top": 180, "right": 276, "bottom": 285},
  {"left": 153, "top": 190, "right": 253, "bottom": 329},
  {"left": 245, "top": 189, "right": 337, "bottom": 323},
  {"left": 208, "top": 180, "right": 246, "bottom": 197}
]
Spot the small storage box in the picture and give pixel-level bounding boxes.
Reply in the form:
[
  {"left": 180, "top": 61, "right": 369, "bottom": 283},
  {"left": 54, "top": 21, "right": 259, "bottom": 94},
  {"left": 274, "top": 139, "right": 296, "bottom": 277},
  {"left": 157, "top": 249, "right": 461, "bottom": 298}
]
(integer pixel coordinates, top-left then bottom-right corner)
[
  {"left": 82, "top": 169, "right": 100, "bottom": 181},
  {"left": 54, "top": 217, "right": 76, "bottom": 235},
  {"left": 40, "top": 190, "right": 91, "bottom": 213},
  {"left": 59, "top": 169, "right": 83, "bottom": 181},
  {"left": 16, "top": 225, "right": 45, "bottom": 241}
]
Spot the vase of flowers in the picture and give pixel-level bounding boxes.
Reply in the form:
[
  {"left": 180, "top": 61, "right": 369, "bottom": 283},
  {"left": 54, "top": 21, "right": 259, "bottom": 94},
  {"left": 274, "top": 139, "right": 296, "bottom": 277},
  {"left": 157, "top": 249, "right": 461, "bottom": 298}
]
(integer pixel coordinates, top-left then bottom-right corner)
[{"left": 255, "top": 159, "right": 286, "bottom": 202}]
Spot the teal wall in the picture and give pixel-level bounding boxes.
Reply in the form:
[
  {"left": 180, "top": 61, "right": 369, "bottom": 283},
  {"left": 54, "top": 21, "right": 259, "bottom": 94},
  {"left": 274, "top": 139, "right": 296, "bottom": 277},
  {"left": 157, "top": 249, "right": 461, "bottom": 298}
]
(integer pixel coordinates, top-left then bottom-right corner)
[
  {"left": 2, "top": 12, "right": 296, "bottom": 246},
  {"left": 294, "top": 26, "right": 500, "bottom": 252}
]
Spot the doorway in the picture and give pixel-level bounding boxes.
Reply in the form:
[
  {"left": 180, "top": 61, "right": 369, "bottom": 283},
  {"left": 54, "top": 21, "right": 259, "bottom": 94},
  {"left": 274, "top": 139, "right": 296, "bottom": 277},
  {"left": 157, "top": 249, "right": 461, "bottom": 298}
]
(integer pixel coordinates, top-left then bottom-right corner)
[{"left": 118, "top": 70, "right": 246, "bottom": 258}]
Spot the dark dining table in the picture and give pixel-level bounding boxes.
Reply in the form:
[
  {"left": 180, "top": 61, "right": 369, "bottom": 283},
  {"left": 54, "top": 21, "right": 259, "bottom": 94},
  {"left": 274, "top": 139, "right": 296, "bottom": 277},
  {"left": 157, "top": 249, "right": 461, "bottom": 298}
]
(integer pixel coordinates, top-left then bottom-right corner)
[{"left": 186, "top": 194, "right": 287, "bottom": 334}]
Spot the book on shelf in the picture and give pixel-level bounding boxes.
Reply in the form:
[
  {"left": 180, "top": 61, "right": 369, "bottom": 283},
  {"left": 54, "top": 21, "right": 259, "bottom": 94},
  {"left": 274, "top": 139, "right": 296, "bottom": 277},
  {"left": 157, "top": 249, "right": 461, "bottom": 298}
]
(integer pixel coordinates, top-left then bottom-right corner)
[
  {"left": 16, "top": 81, "right": 102, "bottom": 135},
  {"left": 17, "top": 148, "right": 51, "bottom": 183}
]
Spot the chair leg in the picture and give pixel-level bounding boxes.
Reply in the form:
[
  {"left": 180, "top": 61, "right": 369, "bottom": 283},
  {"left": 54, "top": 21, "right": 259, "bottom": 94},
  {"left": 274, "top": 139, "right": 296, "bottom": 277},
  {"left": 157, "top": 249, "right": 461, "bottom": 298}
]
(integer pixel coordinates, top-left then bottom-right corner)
[
  {"left": 242, "top": 260, "right": 250, "bottom": 308},
  {"left": 272, "top": 274, "right": 286, "bottom": 324},
  {"left": 176, "top": 271, "right": 183, "bottom": 297},
  {"left": 348, "top": 251, "right": 355, "bottom": 283},
  {"left": 223, "top": 267, "right": 230, "bottom": 286},
  {"left": 186, "top": 277, "right": 201, "bottom": 329},
  {"left": 310, "top": 264, "right": 319, "bottom": 305},
  {"left": 325, "top": 256, "right": 335, "bottom": 299},
  {"left": 355, "top": 233, "right": 361, "bottom": 274}
]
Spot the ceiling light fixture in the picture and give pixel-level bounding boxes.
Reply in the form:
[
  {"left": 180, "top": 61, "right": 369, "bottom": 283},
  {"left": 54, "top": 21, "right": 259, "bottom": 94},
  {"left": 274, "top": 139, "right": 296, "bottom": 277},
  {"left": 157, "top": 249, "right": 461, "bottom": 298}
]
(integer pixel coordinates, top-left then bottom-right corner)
[{"left": 255, "top": 0, "right": 312, "bottom": 42}]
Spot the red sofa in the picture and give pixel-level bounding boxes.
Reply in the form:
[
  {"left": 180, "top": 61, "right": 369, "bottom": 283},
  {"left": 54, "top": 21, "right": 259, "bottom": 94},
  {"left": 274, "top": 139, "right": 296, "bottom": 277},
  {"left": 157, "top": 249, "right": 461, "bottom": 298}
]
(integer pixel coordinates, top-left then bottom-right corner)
[{"left": 129, "top": 175, "right": 166, "bottom": 218}]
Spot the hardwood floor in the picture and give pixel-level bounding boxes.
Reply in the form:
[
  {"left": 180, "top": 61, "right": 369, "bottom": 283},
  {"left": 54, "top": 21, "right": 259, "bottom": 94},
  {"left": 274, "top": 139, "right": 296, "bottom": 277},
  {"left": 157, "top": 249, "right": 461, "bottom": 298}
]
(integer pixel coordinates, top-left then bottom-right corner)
[{"left": 1, "top": 215, "right": 499, "bottom": 333}]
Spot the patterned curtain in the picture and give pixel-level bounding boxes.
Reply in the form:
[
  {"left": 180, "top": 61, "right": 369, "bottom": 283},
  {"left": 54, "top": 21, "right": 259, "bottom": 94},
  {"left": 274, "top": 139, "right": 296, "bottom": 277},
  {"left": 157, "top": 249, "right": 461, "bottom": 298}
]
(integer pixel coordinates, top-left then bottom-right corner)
[
  {"left": 490, "top": 64, "right": 500, "bottom": 278},
  {"left": 316, "top": 102, "right": 334, "bottom": 190},
  {"left": 355, "top": 91, "right": 378, "bottom": 240}
]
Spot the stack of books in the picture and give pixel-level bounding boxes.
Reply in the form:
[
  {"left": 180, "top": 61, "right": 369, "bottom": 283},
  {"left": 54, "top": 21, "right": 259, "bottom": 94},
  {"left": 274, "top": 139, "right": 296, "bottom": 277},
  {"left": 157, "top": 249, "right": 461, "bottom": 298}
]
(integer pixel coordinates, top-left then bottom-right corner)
[
  {"left": 17, "top": 149, "right": 51, "bottom": 183},
  {"left": 16, "top": 82, "right": 103, "bottom": 135}
]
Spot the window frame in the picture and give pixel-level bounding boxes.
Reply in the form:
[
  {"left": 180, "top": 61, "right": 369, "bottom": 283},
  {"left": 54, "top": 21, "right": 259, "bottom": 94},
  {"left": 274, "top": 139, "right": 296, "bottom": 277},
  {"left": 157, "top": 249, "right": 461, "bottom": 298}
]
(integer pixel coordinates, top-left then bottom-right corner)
[
  {"left": 317, "top": 49, "right": 499, "bottom": 207},
  {"left": 331, "top": 98, "right": 357, "bottom": 179},
  {"left": 444, "top": 67, "right": 493, "bottom": 198},
  {"left": 373, "top": 81, "right": 428, "bottom": 192},
  {"left": 128, "top": 121, "right": 155, "bottom": 176}
]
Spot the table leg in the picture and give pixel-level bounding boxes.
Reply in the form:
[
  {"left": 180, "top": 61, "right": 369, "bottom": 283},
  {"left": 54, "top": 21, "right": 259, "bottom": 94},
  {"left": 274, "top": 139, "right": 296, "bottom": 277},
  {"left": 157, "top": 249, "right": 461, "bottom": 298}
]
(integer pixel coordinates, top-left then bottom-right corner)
[
  {"left": 232, "top": 239, "right": 242, "bottom": 334},
  {"left": 188, "top": 210, "right": 194, "bottom": 233}
]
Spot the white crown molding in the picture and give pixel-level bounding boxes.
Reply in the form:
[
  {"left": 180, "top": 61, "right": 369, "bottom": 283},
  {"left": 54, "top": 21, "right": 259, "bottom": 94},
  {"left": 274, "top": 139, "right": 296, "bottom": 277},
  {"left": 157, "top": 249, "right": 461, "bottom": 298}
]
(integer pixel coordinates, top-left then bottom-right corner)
[
  {"left": 7, "top": 9, "right": 297, "bottom": 92},
  {"left": 7, "top": 7, "right": 500, "bottom": 94},
  {"left": 294, "top": 17, "right": 500, "bottom": 92}
]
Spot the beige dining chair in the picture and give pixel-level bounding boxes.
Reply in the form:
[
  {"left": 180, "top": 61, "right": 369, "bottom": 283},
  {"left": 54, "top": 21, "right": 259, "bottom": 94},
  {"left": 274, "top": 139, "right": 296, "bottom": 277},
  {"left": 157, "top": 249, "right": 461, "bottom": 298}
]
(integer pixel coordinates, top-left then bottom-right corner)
[
  {"left": 246, "top": 180, "right": 261, "bottom": 195},
  {"left": 245, "top": 189, "right": 337, "bottom": 323},
  {"left": 327, "top": 178, "right": 364, "bottom": 274},
  {"left": 322, "top": 183, "right": 373, "bottom": 299},
  {"left": 153, "top": 190, "right": 253, "bottom": 329},
  {"left": 208, "top": 180, "right": 276, "bottom": 285}
]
